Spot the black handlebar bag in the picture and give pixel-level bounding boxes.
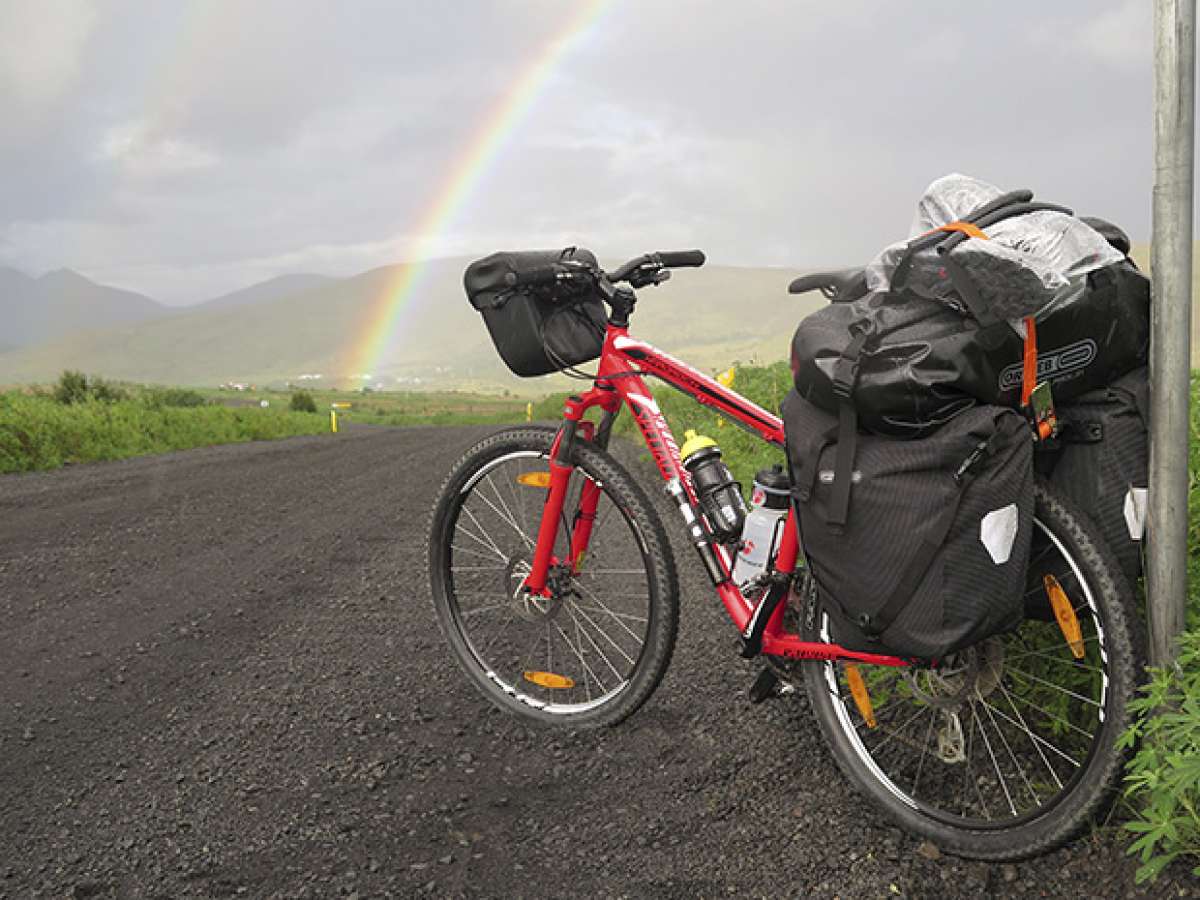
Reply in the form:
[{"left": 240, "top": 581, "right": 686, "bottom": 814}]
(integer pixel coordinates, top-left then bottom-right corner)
[
  {"left": 783, "top": 391, "right": 1034, "bottom": 660},
  {"left": 464, "top": 248, "right": 606, "bottom": 377}
]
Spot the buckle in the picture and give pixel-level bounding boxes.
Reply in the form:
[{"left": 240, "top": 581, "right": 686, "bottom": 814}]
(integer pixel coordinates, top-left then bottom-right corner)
[{"left": 832, "top": 357, "right": 859, "bottom": 399}]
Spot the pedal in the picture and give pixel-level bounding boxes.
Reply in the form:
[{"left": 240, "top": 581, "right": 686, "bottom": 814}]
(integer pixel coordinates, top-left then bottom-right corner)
[{"left": 748, "top": 668, "right": 781, "bottom": 704}]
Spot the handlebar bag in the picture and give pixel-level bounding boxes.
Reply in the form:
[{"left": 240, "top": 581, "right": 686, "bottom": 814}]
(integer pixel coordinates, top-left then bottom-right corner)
[
  {"left": 783, "top": 390, "right": 1034, "bottom": 661},
  {"left": 1036, "top": 366, "right": 1148, "bottom": 588},
  {"left": 464, "top": 248, "right": 606, "bottom": 377},
  {"left": 790, "top": 260, "right": 1149, "bottom": 438}
]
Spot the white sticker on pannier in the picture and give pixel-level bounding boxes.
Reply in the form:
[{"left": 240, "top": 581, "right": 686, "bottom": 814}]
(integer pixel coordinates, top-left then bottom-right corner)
[
  {"left": 1124, "top": 487, "right": 1148, "bottom": 542},
  {"left": 980, "top": 504, "right": 1019, "bottom": 565}
]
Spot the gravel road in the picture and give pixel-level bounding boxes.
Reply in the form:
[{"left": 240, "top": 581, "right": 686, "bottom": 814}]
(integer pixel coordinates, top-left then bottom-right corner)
[{"left": 0, "top": 426, "right": 1191, "bottom": 898}]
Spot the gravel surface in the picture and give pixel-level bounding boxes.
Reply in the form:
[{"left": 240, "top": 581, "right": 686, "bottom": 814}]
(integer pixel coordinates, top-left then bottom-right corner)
[{"left": 0, "top": 425, "right": 1192, "bottom": 898}]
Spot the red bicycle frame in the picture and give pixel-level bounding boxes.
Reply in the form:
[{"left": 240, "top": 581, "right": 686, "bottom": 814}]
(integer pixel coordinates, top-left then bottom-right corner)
[{"left": 523, "top": 320, "right": 910, "bottom": 669}]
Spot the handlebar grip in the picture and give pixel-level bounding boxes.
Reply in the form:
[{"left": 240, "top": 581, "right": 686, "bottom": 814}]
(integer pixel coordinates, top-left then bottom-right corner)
[
  {"left": 656, "top": 250, "right": 706, "bottom": 268},
  {"left": 504, "top": 265, "right": 561, "bottom": 288}
]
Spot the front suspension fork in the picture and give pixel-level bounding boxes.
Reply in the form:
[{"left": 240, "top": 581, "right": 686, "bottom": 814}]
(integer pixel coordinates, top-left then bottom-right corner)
[{"left": 523, "top": 417, "right": 601, "bottom": 594}]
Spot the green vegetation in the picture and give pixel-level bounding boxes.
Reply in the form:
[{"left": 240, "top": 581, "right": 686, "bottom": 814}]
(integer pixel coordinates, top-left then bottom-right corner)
[
  {"left": 53, "top": 370, "right": 129, "bottom": 405},
  {"left": 0, "top": 375, "right": 538, "bottom": 474},
  {"left": 1120, "top": 632, "right": 1200, "bottom": 882},
  {"left": 289, "top": 390, "right": 318, "bottom": 413},
  {"left": 0, "top": 373, "right": 330, "bottom": 474}
]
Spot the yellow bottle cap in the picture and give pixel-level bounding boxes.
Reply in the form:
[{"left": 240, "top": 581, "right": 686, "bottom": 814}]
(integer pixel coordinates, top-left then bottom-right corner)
[{"left": 679, "top": 429, "right": 718, "bottom": 461}]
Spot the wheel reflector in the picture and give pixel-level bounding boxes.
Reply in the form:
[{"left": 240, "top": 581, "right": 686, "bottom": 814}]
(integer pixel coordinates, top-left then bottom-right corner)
[
  {"left": 516, "top": 472, "right": 551, "bottom": 488},
  {"left": 523, "top": 670, "right": 575, "bottom": 689},
  {"left": 845, "top": 663, "right": 876, "bottom": 728},
  {"left": 1044, "top": 574, "right": 1085, "bottom": 659}
]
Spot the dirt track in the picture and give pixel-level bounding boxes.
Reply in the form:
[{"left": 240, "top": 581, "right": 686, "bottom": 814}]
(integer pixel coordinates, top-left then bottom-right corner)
[{"left": 0, "top": 426, "right": 1190, "bottom": 898}]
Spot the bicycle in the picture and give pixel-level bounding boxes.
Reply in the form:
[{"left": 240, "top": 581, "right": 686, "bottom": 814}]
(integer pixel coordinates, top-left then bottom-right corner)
[{"left": 428, "top": 250, "right": 1141, "bottom": 860}]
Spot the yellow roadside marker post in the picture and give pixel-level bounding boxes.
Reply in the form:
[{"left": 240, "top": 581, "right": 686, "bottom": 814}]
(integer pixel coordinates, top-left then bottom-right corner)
[
  {"left": 330, "top": 402, "right": 352, "bottom": 434},
  {"left": 526, "top": 401, "right": 533, "bottom": 422}
]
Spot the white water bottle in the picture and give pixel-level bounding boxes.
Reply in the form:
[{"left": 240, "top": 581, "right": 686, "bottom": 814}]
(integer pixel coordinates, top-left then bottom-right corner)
[{"left": 731, "top": 465, "right": 792, "bottom": 586}]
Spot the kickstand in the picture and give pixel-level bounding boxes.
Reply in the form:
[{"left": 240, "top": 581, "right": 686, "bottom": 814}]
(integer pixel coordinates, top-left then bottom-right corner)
[{"left": 748, "top": 668, "right": 781, "bottom": 704}]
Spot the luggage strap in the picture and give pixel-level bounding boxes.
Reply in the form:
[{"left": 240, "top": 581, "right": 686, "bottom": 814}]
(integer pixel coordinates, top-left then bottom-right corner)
[
  {"left": 857, "top": 435, "right": 996, "bottom": 639},
  {"left": 827, "top": 325, "right": 872, "bottom": 533}
]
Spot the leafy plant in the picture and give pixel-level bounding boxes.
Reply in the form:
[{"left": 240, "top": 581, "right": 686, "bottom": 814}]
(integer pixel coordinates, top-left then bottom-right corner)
[
  {"left": 1118, "top": 629, "right": 1200, "bottom": 883},
  {"left": 53, "top": 370, "right": 90, "bottom": 405},
  {"left": 142, "top": 386, "right": 207, "bottom": 408},
  {"left": 290, "top": 390, "right": 318, "bottom": 413}
]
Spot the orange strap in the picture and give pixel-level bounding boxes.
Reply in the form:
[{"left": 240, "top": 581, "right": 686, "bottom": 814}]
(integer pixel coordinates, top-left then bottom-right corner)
[
  {"left": 1020, "top": 315, "right": 1055, "bottom": 439},
  {"left": 919, "top": 220, "right": 989, "bottom": 240},
  {"left": 1021, "top": 316, "right": 1038, "bottom": 407},
  {"left": 936, "top": 221, "right": 988, "bottom": 240}
]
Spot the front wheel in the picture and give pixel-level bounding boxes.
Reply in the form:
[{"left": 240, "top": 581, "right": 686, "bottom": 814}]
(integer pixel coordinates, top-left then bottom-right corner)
[
  {"left": 799, "top": 480, "right": 1143, "bottom": 859},
  {"left": 427, "top": 426, "right": 679, "bottom": 728}
]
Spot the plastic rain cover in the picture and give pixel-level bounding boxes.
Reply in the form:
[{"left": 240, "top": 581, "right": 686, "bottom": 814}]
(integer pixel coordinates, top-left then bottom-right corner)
[{"left": 865, "top": 174, "right": 1124, "bottom": 324}]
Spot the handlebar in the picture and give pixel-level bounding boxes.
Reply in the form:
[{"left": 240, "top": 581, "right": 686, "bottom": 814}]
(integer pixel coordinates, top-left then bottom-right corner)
[
  {"left": 656, "top": 249, "right": 706, "bottom": 268},
  {"left": 504, "top": 249, "right": 707, "bottom": 290}
]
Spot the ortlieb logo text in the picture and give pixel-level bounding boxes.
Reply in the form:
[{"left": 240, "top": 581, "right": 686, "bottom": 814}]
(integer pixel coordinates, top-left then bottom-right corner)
[{"left": 999, "top": 338, "right": 1097, "bottom": 391}]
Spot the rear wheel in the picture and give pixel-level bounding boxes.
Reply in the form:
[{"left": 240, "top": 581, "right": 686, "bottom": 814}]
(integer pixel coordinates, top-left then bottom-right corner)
[
  {"left": 799, "top": 481, "right": 1142, "bottom": 859},
  {"left": 428, "top": 427, "right": 679, "bottom": 728}
]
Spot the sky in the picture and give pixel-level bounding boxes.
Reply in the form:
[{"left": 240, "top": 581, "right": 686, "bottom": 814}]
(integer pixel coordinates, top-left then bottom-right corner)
[{"left": 0, "top": 0, "right": 1159, "bottom": 305}]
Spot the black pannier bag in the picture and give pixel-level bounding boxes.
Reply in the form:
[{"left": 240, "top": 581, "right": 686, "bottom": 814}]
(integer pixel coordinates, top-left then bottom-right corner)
[
  {"left": 464, "top": 248, "right": 607, "bottom": 377},
  {"left": 1039, "top": 367, "right": 1148, "bottom": 585},
  {"left": 783, "top": 391, "right": 1034, "bottom": 660},
  {"left": 790, "top": 259, "right": 1149, "bottom": 438}
]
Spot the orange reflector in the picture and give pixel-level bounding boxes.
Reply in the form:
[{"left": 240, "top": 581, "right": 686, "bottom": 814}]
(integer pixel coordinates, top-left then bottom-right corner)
[
  {"left": 845, "top": 664, "right": 876, "bottom": 728},
  {"left": 1044, "top": 574, "right": 1085, "bottom": 659},
  {"left": 523, "top": 670, "right": 575, "bottom": 690},
  {"left": 516, "top": 472, "right": 551, "bottom": 488}
]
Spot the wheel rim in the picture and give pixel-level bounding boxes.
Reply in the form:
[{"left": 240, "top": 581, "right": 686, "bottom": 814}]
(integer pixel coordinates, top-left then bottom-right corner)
[
  {"left": 443, "top": 449, "right": 655, "bottom": 716},
  {"left": 814, "top": 515, "right": 1113, "bottom": 828}
]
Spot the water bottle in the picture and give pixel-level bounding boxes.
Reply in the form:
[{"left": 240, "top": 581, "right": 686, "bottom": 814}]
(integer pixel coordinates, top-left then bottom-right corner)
[
  {"left": 731, "top": 465, "right": 791, "bottom": 586},
  {"left": 679, "top": 429, "right": 747, "bottom": 543}
]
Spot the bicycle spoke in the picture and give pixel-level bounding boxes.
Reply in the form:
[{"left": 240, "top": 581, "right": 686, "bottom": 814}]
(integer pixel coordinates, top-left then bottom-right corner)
[
  {"left": 565, "top": 604, "right": 626, "bottom": 682},
  {"left": 1006, "top": 666, "right": 1102, "bottom": 708},
  {"left": 573, "top": 606, "right": 648, "bottom": 624},
  {"left": 1004, "top": 638, "right": 1101, "bottom": 669},
  {"left": 974, "top": 697, "right": 1082, "bottom": 769},
  {"left": 474, "top": 475, "right": 536, "bottom": 549},
  {"left": 980, "top": 694, "right": 1040, "bottom": 809},
  {"left": 455, "top": 511, "right": 508, "bottom": 562},
  {"left": 911, "top": 711, "right": 937, "bottom": 800},
  {"left": 554, "top": 620, "right": 604, "bottom": 698},
  {"left": 971, "top": 701, "right": 1017, "bottom": 817},
  {"left": 997, "top": 682, "right": 1096, "bottom": 740},
  {"left": 570, "top": 602, "right": 638, "bottom": 667},
  {"left": 998, "top": 680, "right": 1065, "bottom": 790},
  {"left": 571, "top": 582, "right": 647, "bottom": 643}
]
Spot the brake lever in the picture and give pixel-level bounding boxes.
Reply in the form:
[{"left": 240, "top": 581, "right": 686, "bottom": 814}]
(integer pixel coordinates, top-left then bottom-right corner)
[{"left": 628, "top": 263, "right": 669, "bottom": 289}]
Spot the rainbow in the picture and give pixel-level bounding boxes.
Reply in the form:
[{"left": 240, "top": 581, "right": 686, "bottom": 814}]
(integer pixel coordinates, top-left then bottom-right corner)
[{"left": 347, "top": 0, "right": 609, "bottom": 380}]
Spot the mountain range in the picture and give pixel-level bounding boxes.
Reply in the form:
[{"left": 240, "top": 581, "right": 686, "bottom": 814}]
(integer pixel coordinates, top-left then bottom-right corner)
[
  {"left": 0, "top": 244, "right": 1190, "bottom": 391},
  {"left": 0, "top": 259, "right": 828, "bottom": 390}
]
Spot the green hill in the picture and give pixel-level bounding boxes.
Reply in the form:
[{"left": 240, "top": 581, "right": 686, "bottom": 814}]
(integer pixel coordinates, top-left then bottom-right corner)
[{"left": 0, "top": 259, "right": 825, "bottom": 390}]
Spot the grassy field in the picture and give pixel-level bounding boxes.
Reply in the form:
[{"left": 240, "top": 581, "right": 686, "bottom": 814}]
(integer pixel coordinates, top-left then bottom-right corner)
[
  {"left": 0, "top": 378, "right": 534, "bottom": 474},
  {"left": 202, "top": 385, "right": 531, "bottom": 427}
]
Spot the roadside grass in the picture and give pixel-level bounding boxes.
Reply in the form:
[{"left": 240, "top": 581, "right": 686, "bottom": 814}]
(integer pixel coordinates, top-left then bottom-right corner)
[
  {"left": 0, "top": 390, "right": 329, "bottom": 474},
  {"left": 0, "top": 377, "right": 536, "bottom": 474}
]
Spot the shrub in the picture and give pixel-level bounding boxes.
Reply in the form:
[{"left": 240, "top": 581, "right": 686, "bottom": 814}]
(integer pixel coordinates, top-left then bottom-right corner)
[
  {"left": 290, "top": 390, "right": 318, "bottom": 413},
  {"left": 53, "top": 371, "right": 130, "bottom": 404},
  {"left": 54, "top": 370, "right": 90, "bottom": 405},
  {"left": 1119, "top": 630, "right": 1200, "bottom": 883},
  {"left": 143, "top": 387, "right": 207, "bottom": 408},
  {"left": 88, "top": 377, "right": 129, "bottom": 403}
]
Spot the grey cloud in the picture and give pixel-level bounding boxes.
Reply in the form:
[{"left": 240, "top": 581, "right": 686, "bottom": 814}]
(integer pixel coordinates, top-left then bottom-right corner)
[{"left": 0, "top": 0, "right": 1166, "bottom": 304}]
